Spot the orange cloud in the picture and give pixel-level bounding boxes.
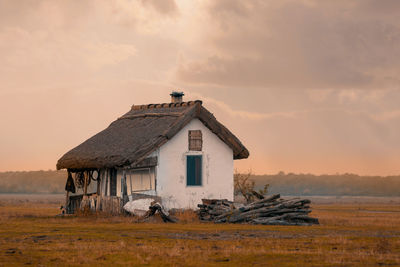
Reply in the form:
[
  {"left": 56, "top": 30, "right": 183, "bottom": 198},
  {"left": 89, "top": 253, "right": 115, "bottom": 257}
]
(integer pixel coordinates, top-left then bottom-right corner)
[{"left": 0, "top": 0, "right": 399, "bottom": 176}]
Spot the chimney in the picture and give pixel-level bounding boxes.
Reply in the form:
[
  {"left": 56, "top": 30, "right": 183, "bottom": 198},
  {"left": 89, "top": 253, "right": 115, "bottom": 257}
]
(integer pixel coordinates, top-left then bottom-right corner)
[{"left": 170, "top": 91, "right": 184, "bottom": 103}]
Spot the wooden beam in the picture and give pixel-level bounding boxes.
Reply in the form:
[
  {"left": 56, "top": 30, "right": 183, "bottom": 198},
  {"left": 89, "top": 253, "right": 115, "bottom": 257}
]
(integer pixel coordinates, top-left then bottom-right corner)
[
  {"left": 125, "top": 157, "right": 158, "bottom": 169},
  {"left": 83, "top": 171, "right": 88, "bottom": 195},
  {"left": 96, "top": 170, "right": 101, "bottom": 195},
  {"left": 65, "top": 191, "right": 69, "bottom": 214},
  {"left": 105, "top": 169, "right": 108, "bottom": 196}
]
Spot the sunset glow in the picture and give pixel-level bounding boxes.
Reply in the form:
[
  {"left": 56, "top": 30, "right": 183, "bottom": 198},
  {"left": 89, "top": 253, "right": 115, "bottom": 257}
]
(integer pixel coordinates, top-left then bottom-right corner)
[{"left": 1, "top": 0, "right": 399, "bottom": 175}]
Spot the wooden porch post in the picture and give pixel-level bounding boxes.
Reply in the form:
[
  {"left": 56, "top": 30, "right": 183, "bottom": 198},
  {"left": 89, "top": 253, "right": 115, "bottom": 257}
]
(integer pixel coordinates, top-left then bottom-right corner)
[
  {"left": 105, "top": 169, "right": 108, "bottom": 196},
  {"left": 83, "top": 171, "right": 88, "bottom": 196},
  {"left": 96, "top": 170, "right": 101, "bottom": 195},
  {"left": 65, "top": 191, "right": 69, "bottom": 214},
  {"left": 64, "top": 170, "right": 76, "bottom": 214}
]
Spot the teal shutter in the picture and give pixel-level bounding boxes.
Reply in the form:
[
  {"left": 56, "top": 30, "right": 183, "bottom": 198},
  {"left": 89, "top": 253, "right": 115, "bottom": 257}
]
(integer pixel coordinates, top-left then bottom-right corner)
[
  {"left": 194, "top": 156, "right": 202, "bottom": 185},
  {"left": 187, "top": 155, "right": 202, "bottom": 186}
]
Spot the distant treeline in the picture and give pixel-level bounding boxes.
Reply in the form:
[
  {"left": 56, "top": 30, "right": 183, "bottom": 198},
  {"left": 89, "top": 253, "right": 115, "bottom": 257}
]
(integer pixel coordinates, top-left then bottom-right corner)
[
  {"left": 0, "top": 170, "right": 399, "bottom": 196},
  {"left": 252, "top": 172, "right": 400, "bottom": 197},
  {"left": 0, "top": 170, "right": 66, "bottom": 194}
]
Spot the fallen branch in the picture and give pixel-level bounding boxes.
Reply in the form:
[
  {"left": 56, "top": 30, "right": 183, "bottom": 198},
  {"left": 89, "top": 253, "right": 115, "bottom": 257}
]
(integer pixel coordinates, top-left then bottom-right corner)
[{"left": 143, "top": 202, "right": 177, "bottom": 223}]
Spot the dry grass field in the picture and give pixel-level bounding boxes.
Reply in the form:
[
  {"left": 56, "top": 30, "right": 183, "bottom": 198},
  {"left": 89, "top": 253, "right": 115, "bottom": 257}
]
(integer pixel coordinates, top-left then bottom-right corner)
[{"left": 0, "top": 198, "right": 399, "bottom": 266}]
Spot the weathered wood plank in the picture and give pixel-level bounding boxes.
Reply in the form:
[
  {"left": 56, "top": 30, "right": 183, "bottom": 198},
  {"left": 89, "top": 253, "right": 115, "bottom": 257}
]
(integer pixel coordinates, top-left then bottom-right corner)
[
  {"left": 199, "top": 195, "right": 318, "bottom": 226},
  {"left": 96, "top": 196, "right": 102, "bottom": 212}
]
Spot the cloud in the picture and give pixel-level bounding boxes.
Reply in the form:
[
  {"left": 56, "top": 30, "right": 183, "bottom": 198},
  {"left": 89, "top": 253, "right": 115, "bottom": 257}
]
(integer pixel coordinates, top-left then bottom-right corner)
[
  {"left": 84, "top": 42, "right": 137, "bottom": 70},
  {"left": 0, "top": 0, "right": 399, "bottom": 175},
  {"left": 371, "top": 110, "right": 400, "bottom": 121},
  {"left": 0, "top": 0, "right": 183, "bottom": 90},
  {"left": 176, "top": 0, "right": 400, "bottom": 90},
  {"left": 196, "top": 94, "right": 301, "bottom": 120},
  {"left": 1, "top": 27, "right": 136, "bottom": 66},
  {"left": 200, "top": 91, "right": 400, "bottom": 124},
  {"left": 212, "top": 98, "right": 400, "bottom": 175},
  {"left": 141, "top": 0, "right": 179, "bottom": 16}
]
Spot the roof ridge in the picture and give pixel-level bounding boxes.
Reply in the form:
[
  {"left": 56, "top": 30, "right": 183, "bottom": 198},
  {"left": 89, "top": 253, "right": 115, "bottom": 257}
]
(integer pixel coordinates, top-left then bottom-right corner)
[
  {"left": 131, "top": 100, "right": 202, "bottom": 110},
  {"left": 118, "top": 112, "right": 184, "bottom": 120}
]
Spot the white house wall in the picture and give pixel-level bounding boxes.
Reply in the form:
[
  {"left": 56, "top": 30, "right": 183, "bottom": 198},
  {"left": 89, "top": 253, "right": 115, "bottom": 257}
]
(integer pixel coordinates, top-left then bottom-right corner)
[{"left": 156, "top": 118, "right": 234, "bottom": 210}]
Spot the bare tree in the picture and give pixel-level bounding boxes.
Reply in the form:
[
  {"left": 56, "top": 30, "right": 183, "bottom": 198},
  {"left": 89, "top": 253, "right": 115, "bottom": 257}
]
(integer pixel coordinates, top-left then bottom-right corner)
[{"left": 234, "top": 170, "right": 269, "bottom": 203}]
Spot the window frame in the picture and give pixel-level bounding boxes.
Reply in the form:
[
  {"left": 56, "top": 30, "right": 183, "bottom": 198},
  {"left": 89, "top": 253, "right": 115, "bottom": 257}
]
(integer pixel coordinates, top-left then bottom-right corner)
[
  {"left": 186, "top": 154, "right": 203, "bottom": 187},
  {"left": 188, "top": 130, "right": 202, "bottom": 151}
]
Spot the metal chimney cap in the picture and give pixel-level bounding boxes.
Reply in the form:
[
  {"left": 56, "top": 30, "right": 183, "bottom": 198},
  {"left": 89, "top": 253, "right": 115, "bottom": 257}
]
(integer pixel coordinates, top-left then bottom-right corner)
[{"left": 170, "top": 91, "right": 184, "bottom": 97}]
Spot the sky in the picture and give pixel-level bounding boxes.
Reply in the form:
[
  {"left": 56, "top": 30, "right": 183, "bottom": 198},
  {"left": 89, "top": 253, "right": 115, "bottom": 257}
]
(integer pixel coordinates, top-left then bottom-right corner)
[{"left": 0, "top": 0, "right": 399, "bottom": 175}]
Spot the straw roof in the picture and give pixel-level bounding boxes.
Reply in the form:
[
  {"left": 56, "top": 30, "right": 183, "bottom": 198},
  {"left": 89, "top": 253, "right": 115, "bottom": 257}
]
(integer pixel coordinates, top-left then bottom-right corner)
[{"left": 56, "top": 100, "right": 249, "bottom": 170}]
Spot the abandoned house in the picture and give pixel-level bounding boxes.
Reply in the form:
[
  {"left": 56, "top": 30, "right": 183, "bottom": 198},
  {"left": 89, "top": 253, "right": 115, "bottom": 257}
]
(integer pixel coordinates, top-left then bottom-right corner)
[{"left": 56, "top": 92, "right": 249, "bottom": 214}]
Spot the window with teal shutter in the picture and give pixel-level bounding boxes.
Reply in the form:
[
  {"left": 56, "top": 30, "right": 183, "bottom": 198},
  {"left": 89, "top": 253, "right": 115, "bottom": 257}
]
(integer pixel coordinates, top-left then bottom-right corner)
[{"left": 187, "top": 155, "right": 202, "bottom": 186}]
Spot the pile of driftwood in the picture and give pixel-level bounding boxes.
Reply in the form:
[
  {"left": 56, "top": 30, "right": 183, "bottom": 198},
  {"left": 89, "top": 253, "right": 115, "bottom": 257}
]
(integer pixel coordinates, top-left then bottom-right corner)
[{"left": 198, "top": 194, "right": 319, "bottom": 226}]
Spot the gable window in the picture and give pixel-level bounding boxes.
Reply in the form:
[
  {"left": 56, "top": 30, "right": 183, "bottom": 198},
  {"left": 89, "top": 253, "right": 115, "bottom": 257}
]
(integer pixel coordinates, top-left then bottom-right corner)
[
  {"left": 188, "top": 130, "right": 202, "bottom": 151},
  {"left": 187, "top": 155, "right": 202, "bottom": 186}
]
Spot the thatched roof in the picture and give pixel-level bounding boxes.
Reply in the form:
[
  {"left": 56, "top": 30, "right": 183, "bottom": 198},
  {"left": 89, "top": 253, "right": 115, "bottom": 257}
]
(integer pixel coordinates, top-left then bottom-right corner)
[{"left": 56, "top": 100, "right": 249, "bottom": 170}]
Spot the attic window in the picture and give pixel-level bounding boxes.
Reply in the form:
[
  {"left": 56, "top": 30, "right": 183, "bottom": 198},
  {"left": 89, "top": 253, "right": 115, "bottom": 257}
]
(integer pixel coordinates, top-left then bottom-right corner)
[{"left": 188, "top": 130, "right": 202, "bottom": 151}]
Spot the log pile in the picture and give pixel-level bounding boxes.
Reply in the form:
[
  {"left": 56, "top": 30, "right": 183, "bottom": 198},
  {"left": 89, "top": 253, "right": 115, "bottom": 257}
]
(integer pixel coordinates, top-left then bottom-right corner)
[
  {"left": 197, "top": 199, "right": 234, "bottom": 221},
  {"left": 198, "top": 194, "right": 319, "bottom": 226}
]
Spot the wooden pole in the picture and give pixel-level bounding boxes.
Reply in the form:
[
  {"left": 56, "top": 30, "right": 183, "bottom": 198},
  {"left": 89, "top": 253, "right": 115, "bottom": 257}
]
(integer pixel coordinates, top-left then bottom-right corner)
[
  {"left": 65, "top": 191, "right": 69, "bottom": 214},
  {"left": 96, "top": 170, "right": 101, "bottom": 195},
  {"left": 83, "top": 171, "right": 88, "bottom": 195},
  {"left": 105, "top": 169, "right": 108, "bottom": 196}
]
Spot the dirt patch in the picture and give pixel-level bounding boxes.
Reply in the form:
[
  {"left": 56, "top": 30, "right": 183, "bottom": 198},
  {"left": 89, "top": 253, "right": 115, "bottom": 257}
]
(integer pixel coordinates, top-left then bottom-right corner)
[{"left": 165, "top": 230, "right": 312, "bottom": 240}]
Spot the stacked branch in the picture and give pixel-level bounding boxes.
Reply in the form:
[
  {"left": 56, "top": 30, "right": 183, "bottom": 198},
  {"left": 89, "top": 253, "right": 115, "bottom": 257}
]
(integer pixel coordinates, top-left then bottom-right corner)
[
  {"left": 197, "top": 199, "right": 234, "bottom": 221},
  {"left": 198, "top": 194, "right": 319, "bottom": 226}
]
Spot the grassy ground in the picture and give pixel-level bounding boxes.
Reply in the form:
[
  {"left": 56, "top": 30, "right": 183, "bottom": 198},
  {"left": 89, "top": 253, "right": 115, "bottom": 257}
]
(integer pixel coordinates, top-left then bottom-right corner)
[{"left": 0, "top": 201, "right": 399, "bottom": 266}]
